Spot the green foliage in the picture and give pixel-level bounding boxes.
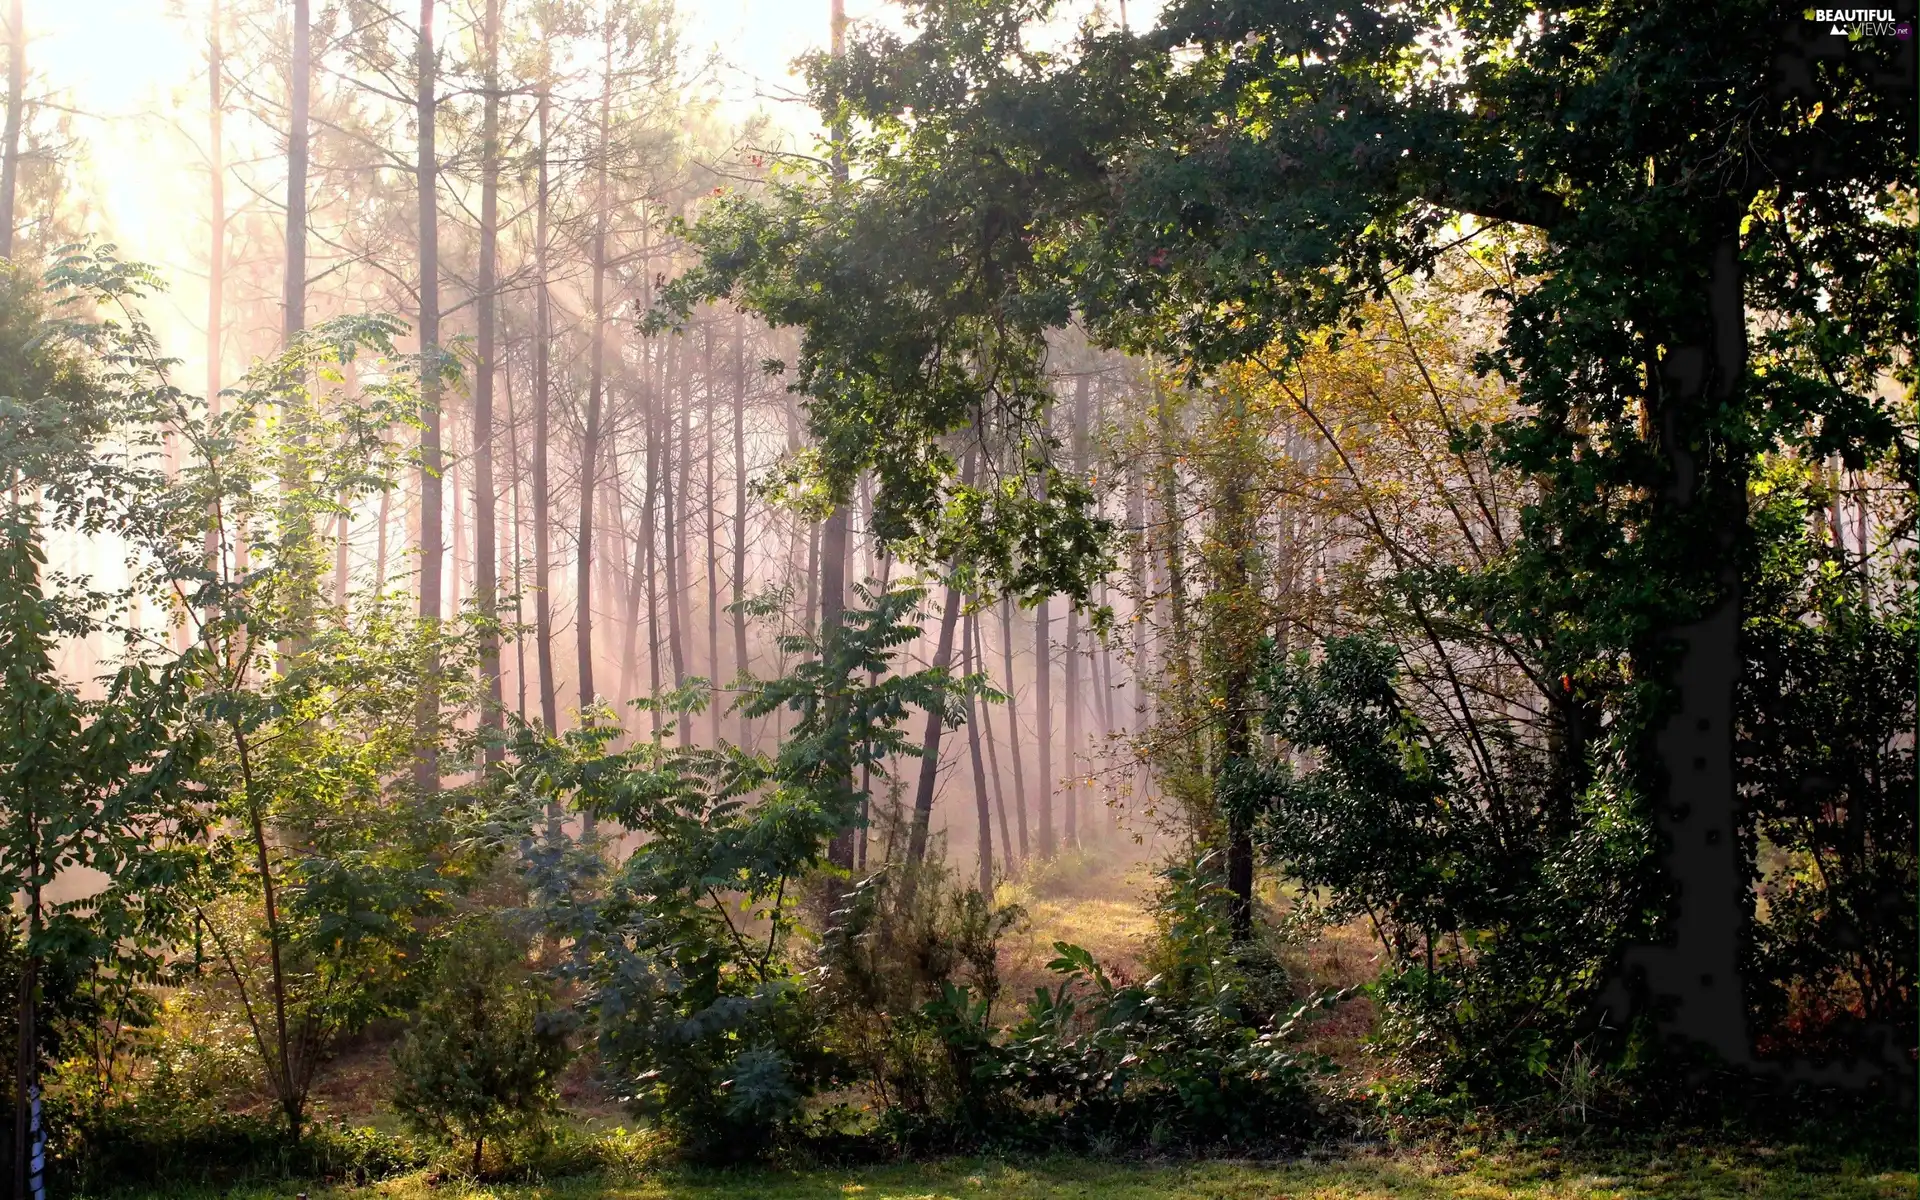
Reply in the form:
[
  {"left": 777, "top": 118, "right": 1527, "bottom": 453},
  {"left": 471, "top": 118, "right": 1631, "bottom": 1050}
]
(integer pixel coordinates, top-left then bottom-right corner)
[
  {"left": 1738, "top": 462, "right": 1916, "bottom": 1062},
  {"left": 1229, "top": 635, "right": 1655, "bottom": 1100},
  {"left": 0, "top": 513, "right": 209, "bottom": 978},
  {"left": 390, "top": 917, "right": 576, "bottom": 1174},
  {"left": 810, "top": 858, "right": 1025, "bottom": 1144},
  {"left": 487, "top": 584, "right": 973, "bottom": 1163},
  {"left": 50, "top": 1109, "right": 424, "bottom": 1196},
  {"left": 809, "top": 852, "right": 1339, "bottom": 1156},
  {"left": 133, "top": 311, "right": 491, "bottom": 1137},
  {"left": 663, "top": 0, "right": 1915, "bottom": 1106}
]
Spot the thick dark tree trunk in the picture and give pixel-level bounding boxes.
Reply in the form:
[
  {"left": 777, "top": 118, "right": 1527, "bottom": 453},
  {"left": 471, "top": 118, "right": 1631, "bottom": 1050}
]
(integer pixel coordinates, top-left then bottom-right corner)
[{"left": 1601, "top": 236, "right": 1756, "bottom": 1071}]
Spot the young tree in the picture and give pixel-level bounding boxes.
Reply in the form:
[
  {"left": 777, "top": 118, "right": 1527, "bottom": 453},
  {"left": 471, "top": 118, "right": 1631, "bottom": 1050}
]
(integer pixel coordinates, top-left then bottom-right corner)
[{"left": 390, "top": 916, "right": 573, "bottom": 1176}]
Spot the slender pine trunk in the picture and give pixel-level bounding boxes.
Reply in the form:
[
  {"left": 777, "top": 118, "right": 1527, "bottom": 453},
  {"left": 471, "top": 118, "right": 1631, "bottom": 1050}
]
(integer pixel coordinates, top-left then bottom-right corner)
[
  {"left": 474, "top": 0, "right": 503, "bottom": 762},
  {"left": 413, "top": 0, "right": 443, "bottom": 794}
]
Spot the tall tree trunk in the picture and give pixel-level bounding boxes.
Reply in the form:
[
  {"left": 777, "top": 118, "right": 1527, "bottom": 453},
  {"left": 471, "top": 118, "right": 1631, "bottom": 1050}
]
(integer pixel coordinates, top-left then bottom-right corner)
[
  {"left": 977, "top": 612, "right": 1015, "bottom": 868},
  {"left": 670, "top": 338, "right": 692, "bottom": 744},
  {"left": 575, "top": 18, "right": 611, "bottom": 725},
  {"left": 662, "top": 348, "right": 687, "bottom": 701},
  {"left": 413, "top": 0, "right": 442, "bottom": 794},
  {"left": 375, "top": 478, "right": 391, "bottom": 591},
  {"left": 618, "top": 452, "right": 645, "bottom": 711},
  {"left": 505, "top": 341, "right": 528, "bottom": 721},
  {"left": 803, "top": 519, "right": 819, "bottom": 634},
  {"left": 1157, "top": 388, "right": 1202, "bottom": 781},
  {"left": 1128, "top": 404, "right": 1147, "bottom": 816},
  {"left": 643, "top": 344, "right": 663, "bottom": 742},
  {"left": 1063, "top": 597, "right": 1078, "bottom": 849},
  {"left": 0, "top": 0, "right": 25, "bottom": 260},
  {"left": 449, "top": 418, "right": 464, "bottom": 615},
  {"left": 963, "top": 611, "right": 993, "bottom": 896},
  {"left": 473, "top": 0, "right": 503, "bottom": 762},
  {"left": 703, "top": 323, "right": 720, "bottom": 746},
  {"left": 905, "top": 567, "right": 966, "bottom": 869},
  {"left": 283, "top": 0, "right": 307, "bottom": 344},
  {"left": 1214, "top": 391, "right": 1257, "bottom": 943},
  {"left": 820, "top": 0, "right": 855, "bottom": 868},
  {"left": 903, "top": 450, "right": 978, "bottom": 870},
  {"left": 531, "top": 85, "right": 557, "bottom": 733},
  {"left": 1034, "top": 602, "right": 1053, "bottom": 858},
  {"left": 1062, "top": 375, "right": 1088, "bottom": 848},
  {"left": 1600, "top": 236, "right": 1766, "bottom": 1074},
  {"left": 998, "top": 597, "right": 1030, "bottom": 860},
  {"left": 203, "top": 0, "right": 225, "bottom": 606},
  {"left": 732, "top": 314, "right": 750, "bottom": 747},
  {"left": 1097, "top": 587, "right": 1118, "bottom": 837}
]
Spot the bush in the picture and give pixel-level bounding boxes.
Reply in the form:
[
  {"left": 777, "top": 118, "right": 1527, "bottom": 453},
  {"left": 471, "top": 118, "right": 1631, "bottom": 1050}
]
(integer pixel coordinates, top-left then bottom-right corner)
[
  {"left": 389, "top": 916, "right": 576, "bottom": 1176},
  {"left": 810, "top": 858, "right": 1025, "bottom": 1145},
  {"left": 976, "top": 854, "right": 1347, "bottom": 1154},
  {"left": 813, "top": 852, "right": 1345, "bottom": 1156}
]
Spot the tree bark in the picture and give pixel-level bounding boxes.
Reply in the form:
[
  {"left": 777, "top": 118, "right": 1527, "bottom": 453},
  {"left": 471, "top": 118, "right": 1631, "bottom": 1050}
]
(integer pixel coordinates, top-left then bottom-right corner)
[
  {"left": 643, "top": 339, "right": 663, "bottom": 742},
  {"left": 1600, "top": 236, "right": 1760, "bottom": 1073},
  {"left": 732, "top": 314, "right": 750, "bottom": 747},
  {"left": 905, "top": 566, "right": 965, "bottom": 869},
  {"left": 505, "top": 340, "right": 528, "bottom": 721},
  {"left": 283, "top": 0, "right": 307, "bottom": 344},
  {"left": 702, "top": 323, "right": 720, "bottom": 746},
  {"left": 1063, "top": 375, "right": 1088, "bottom": 847},
  {"left": 977, "top": 611, "right": 1015, "bottom": 869},
  {"left": 0, "top": 0, "right": 25, "bottom": 260},
  {"left": 1128, "top": 401, "right": 1147, "bottom": 816},
  {"left": 1034, "top": 602, "right": 1053, "bottom": 858},
  {"left": 532, "top": 84, "right": 557, "bottom": 733},
  {"left": 474, "top": 0, "right": 503, "bottom": 762},
  {"left": 575, "top": 17, "right": 612, "bottom": 724},
  {"left": 998, "top": 597, "right": 1030, "bottom": 860},
  {"left": 964, "top": 611, "right": 993, "bottom": 896},
  {"left": 413, "top": 0, "right": 442, "bottom": 794}
]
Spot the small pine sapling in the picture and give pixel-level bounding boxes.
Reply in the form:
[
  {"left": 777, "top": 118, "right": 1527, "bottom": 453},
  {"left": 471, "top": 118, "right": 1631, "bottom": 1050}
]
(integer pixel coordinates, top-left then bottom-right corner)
[{"left": 389, "top": 918, "right": 574, "bottom": 1175}]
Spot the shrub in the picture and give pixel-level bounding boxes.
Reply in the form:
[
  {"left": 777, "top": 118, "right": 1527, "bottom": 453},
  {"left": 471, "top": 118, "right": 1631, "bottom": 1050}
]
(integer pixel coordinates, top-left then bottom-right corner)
[
  {"left": 822, "top": 853, "right": 1345, "bottom": 1156},
  {"left": 810, "top": 858, "right": 1025, "bottom": 1145},
  {"left": 389, "top": 916, "right": 576, "bottom": 1176}
]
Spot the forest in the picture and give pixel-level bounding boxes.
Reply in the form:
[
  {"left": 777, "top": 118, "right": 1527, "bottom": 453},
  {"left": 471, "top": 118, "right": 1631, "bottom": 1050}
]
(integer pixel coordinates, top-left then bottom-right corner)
[{"left": 0, "top": 0, "right": 1910, "bottom": 1197}]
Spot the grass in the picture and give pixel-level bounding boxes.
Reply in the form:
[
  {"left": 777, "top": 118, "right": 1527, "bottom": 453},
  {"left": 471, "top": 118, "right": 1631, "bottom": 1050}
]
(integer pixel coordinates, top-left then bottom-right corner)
[{"left": 94, "top": 1144, "right": 1920, "bottom": 1200}]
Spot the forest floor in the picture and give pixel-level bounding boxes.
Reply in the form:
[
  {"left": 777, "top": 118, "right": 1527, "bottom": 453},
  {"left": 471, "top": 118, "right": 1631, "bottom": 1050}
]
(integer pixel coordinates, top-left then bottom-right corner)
[
  {"left": 168, "top": 854, "right": 1910, "bottom": 1200},
  {"left": 117, "top": 1144, "right": 1919, "bottom": 1200}
]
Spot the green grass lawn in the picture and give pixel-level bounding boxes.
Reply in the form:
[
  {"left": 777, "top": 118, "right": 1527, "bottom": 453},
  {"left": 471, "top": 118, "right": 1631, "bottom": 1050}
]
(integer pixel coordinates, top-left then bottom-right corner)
[{"left": 106, "top": 1145, "right": 1917, "bottom": 1200}]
